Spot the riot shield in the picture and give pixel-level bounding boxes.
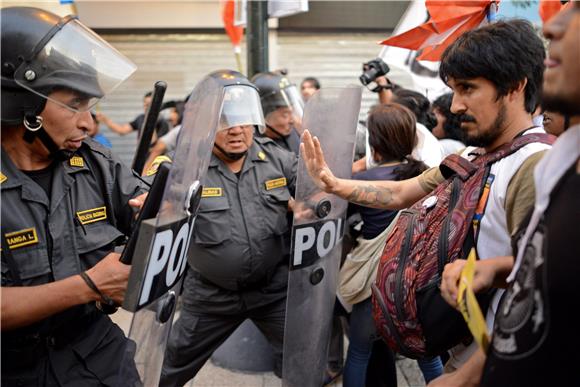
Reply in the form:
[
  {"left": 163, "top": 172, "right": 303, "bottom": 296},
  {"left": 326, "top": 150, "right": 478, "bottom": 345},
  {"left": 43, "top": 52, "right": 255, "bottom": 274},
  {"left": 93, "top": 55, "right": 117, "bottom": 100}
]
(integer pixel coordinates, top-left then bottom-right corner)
[
  {"left": 282, "top": 86, "right": 362, "bottom": 387},
  {"left": 116, "top": 75, "right": 225, "bottom": 387}
]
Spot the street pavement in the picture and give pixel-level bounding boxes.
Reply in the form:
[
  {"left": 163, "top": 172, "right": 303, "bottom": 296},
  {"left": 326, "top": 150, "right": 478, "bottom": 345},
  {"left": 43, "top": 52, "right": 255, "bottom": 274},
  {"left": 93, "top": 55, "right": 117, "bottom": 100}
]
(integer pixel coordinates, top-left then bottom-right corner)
[{"left": 112, "top": 309, "right": 426, "bottom": 387}]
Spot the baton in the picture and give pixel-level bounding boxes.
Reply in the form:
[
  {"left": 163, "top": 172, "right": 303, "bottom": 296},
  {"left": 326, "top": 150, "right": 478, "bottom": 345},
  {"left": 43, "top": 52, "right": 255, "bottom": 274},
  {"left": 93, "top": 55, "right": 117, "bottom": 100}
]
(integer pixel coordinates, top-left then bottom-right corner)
[
  {"left": 120, "top": 161, "right": 171, "bottom": 265},
  {"left": 96, "top": 161, "right": 171, "bottom": 314},
  {"left": 132, "top": 81, "right": 167, "bottom": 175}
]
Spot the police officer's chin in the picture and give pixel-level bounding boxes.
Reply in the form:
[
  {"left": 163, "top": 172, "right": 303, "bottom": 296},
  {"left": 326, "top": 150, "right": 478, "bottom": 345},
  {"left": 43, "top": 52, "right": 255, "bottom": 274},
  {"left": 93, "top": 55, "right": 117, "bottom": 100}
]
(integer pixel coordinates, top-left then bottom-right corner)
[
  {"left": 214, "top": 144, "right": 248, "bottom": 161},
  {"left": 266, "top": 124, "right": 290, "bottom": 139},
  {"left": 224, "top": 150, "right": 247, "bottom": 161}
]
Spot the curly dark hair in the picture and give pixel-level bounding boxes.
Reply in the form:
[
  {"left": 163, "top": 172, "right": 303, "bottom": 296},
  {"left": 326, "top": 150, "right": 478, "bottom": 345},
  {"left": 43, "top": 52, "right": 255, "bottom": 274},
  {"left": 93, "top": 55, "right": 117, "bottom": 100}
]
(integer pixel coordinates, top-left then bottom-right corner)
[
  {"left": 392, "top": 88, "right": 437, "bottom": 131},
  {"left": 439, "top": 19, "right": 545, "bottom": 113},
  {"left": 432, "top": 93, "right": 465, "bottom": 142}
]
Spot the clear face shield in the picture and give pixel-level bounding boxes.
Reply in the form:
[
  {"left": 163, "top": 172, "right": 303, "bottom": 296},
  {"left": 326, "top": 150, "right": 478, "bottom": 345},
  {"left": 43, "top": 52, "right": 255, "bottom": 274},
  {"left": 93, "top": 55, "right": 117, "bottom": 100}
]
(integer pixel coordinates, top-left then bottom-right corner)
[
  {"left": 281, "top": 84, "right": 305, "bottom": 134},
  {"left": 262, "top": 83, "right": 305, "bottom": 135},
  {"left": 13, "top": 17, "right": 136, "bottom": 113},
  {"left": 219, "top": 85, "right": 266, "bottom": 133}
]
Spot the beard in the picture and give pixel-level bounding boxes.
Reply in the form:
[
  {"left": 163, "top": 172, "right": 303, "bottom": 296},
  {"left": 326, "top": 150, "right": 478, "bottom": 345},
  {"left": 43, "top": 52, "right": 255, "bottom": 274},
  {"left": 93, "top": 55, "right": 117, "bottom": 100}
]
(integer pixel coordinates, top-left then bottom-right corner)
[
  {"left": 462, "top": 102, "right": 507, "bottom": 148},
  {"left": 542, "top": 92, "right": 580, "bottom": 117}
]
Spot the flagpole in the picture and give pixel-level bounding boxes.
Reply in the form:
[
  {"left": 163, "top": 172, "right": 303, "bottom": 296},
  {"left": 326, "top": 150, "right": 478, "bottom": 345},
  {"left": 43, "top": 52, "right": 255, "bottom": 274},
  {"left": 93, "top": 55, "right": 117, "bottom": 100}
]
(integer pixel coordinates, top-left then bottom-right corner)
[
  {"left": 487, "top": 1, "right": 499, "bottom": 22},
  {"left": 234, "top": 45, "right": 243, "bottom": 74}
]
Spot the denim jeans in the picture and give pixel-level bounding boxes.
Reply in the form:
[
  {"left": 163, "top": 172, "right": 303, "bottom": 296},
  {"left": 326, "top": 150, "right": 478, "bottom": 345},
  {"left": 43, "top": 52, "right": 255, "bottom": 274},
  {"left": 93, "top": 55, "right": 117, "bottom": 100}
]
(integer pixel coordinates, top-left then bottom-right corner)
[
  {"left": 343, "top": 298, "right": 397, "bottom": 387},
  {"left": 417, "top": 356, "right": 443, "bottom": 383}
]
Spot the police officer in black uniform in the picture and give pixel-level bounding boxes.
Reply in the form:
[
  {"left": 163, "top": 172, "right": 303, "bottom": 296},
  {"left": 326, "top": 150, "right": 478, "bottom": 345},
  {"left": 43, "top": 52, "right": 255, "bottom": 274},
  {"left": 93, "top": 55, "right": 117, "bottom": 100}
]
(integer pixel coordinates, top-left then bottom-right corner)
[
  {"left": 160, "top": 70, "right": 298, "bottom": 387},
  {"left": 251, "top": 72, "right": 304, "bottom": 155},
  {"left": 1, "top": 7, "right": 147, "bottom": 386}
]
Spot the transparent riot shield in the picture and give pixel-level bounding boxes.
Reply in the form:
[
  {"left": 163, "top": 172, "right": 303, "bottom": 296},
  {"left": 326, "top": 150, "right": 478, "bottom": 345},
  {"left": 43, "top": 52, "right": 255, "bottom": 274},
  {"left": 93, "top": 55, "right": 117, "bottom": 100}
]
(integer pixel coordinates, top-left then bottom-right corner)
[
  {"left": 116, "top": 76, "right": 225, "bottom": 387},
  {"left": 283, "top": 86, "right": 362, "bottom": 387}
]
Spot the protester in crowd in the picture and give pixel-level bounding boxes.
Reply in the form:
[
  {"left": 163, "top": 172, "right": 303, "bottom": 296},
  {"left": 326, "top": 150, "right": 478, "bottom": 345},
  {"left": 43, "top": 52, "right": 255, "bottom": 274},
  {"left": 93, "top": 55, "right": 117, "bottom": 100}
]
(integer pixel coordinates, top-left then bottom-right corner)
[
  {"left": 390, "top": 88, "right": 444, "bottom": 167},
  {"left": 96, "top": 91, "right": 170, "bottom": 138},
  {"left": 431, "top": 92, "right": 466, "bottom": 156},
  {"left": 438, "top": 3, "right": 580, "bottom": 386},
  {"left": 341, "top": 103, "right": 429, "bottom": 386},
  {"left": 352, "top": 82, "right": 443, "bottom": 175},
  {"left": 142, "top": 100, "right": 186, "bottom": 172},
  {"left": 300, "top": 76, "right": 321, "bottom": 101},
  {"left": 301, "top": 18, "right": 551, "bottom": 384},
  {"left": 164, "top": 100, "right": 185, "bottom": 129},
  {"left": 542, "top": 109, "right": 579, "bottom": 136},
  {"left": 87, "top": 112, "right": 112, "bottom": 148}
]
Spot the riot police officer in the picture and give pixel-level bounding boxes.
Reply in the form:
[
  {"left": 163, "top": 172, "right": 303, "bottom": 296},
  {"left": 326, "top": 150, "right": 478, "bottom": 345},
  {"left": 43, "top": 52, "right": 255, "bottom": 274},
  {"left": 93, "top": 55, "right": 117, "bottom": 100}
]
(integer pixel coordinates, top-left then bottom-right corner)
[
  {"left": 1, "top": 7, "right": 147, "bottom": 386},
  {"left": 160, "top": 70, "right": 298, "bottom": 387},
  {"left": 251, "top": 72, "right": 304, "bottom": 155}
]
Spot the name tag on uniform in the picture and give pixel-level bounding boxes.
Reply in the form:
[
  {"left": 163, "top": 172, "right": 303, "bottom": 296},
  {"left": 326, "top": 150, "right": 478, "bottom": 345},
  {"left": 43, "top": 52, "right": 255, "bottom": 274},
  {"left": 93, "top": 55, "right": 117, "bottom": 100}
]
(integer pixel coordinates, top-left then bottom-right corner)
[
  {"left": 5, "top": 227, "right": 38, "bottom": 249},
  {"left": 265, "top": 177, "right": 287, "bottom": 190},
  {"left": 76, "top": 206, "right": 107, "bottom": 225},
  {"left": 201, "top": 187, "right": 223, "bottom": 197}
]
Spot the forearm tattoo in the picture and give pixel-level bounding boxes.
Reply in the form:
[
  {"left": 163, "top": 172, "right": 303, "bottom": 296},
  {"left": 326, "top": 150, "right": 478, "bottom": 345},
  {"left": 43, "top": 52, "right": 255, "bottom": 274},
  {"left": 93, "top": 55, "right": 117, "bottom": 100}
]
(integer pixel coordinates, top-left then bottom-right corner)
[{"left": 346, "top": 184, "right": 393, "bottom": 208}]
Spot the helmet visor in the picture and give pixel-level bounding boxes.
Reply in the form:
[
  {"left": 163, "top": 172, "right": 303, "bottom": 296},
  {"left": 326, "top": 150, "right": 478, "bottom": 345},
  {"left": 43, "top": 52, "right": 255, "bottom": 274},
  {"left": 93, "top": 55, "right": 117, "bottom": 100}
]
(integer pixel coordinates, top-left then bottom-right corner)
[
  {"left": 14, "top": 18, "right": 136, "bottom": 112},
  {"left": 281, "top": 84, "right": 305, "bottom": 133},
  {"left": 262, "top": 84, "right": 305, "bottom": 134},
  {"left": 219, "top": 85, "right": 265, "bottom": 131}
]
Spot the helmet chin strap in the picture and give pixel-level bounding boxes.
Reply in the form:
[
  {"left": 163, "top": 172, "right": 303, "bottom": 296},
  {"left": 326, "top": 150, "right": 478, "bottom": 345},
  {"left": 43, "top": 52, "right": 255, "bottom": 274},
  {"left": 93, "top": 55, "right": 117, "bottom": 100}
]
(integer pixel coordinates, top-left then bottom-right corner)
[
  {"left": 214, "top": 143, "right": 247, "bottom": 161},
  {"left": 266, "top": 124, "right": 289, "bottom": 139},
  {"left": 23, "top": 114, "right": 74, "bottom": 161}
]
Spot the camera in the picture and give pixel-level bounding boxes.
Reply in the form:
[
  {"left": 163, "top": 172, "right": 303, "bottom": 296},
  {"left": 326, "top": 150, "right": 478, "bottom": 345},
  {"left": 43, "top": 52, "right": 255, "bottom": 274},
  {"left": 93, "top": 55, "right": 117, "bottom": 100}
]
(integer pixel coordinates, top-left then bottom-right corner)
[{"left": 359, "top": 58, "right": 390, "bottom": 91}]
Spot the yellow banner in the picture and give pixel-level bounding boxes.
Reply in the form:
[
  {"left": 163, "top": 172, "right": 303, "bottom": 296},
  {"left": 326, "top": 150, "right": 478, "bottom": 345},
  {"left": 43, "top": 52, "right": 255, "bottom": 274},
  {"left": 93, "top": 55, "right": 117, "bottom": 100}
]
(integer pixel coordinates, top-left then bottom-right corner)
[{"left": 457, "top": 248, "right": 490, "bottom": 352}]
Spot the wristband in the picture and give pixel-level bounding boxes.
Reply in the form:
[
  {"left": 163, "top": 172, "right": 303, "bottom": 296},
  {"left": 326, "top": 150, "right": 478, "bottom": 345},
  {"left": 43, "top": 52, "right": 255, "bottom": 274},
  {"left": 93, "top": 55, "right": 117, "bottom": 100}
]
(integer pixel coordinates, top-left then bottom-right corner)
[{"left": 79, "top": 271, "right": 117, "bottom": 307}]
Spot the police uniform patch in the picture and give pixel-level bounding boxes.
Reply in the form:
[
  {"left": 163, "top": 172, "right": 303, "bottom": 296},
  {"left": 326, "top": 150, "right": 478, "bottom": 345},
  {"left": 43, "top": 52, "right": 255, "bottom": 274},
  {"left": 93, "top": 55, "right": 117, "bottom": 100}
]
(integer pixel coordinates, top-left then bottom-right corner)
[
  {"left": 5, "top": 228, "right": 38, "bottom": 249},
  {"left": 76, "top": 206, "right": 107, "bottom": 225},
  {"left": 258, "top": 151, "right": 266, "bottom": 160},
  {"left": 265, "top": 177, "right": 287, "bottom": 190},
  {"left": 145, "top": 155, "right": 172, "bottom": 176},
  {"left": 0, "top": 172, "right": 6, "bottom": 184},
  {"left": 201, "top": 187, "right": 223, "bottom": 197},
  {"left": 69, "top": 155, "right": 84, "bottom": 167}
]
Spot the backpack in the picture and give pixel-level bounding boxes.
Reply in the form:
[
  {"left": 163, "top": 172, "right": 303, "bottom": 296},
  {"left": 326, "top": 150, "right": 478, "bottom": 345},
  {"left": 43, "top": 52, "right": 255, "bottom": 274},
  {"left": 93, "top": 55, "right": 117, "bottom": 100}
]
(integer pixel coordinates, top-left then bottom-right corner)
[{"left": 371, "top": 133, "right": 555, "bottom": 359}]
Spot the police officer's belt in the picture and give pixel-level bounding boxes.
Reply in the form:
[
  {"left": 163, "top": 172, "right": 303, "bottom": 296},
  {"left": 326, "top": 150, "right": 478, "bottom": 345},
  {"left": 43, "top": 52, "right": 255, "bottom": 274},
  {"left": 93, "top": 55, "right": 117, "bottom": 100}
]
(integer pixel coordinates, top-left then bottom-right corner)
[
  {"left": 2, "top": 307, "right": 103, "bottom": 349},
  {"left": 196, "top": 271, "right": 273, "bottom": 292}
]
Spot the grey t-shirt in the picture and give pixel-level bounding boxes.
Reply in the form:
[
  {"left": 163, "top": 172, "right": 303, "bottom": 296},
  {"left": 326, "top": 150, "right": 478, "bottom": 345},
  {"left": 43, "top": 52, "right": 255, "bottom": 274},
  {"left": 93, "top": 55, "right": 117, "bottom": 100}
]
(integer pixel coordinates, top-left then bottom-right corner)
[{"left": 160, "top": 125, "right": 181, "bottom": 153}]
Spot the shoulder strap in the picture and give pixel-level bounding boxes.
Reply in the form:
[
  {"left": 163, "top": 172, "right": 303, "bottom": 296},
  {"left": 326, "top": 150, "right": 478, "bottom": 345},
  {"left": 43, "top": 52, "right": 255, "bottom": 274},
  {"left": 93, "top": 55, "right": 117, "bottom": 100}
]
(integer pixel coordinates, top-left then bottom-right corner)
[
  {"left": 480, "top": 132, "right": 556, "bottom": 166},
  {"left": 439, "top": 154, "right": 478, "bottom": 181}
]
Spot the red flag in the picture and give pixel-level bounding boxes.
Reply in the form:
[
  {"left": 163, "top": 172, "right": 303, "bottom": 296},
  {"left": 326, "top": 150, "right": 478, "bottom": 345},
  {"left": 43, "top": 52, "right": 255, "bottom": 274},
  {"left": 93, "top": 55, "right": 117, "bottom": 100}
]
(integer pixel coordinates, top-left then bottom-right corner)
[
  {"left": 381, "top": 1, "right": 498, "bottom": 62},
  {"left": 539, "top": 0, "right": 571, "bottom": 23},
  {"left": 222, "top": 0, "right": 243, "bottom": 47}
]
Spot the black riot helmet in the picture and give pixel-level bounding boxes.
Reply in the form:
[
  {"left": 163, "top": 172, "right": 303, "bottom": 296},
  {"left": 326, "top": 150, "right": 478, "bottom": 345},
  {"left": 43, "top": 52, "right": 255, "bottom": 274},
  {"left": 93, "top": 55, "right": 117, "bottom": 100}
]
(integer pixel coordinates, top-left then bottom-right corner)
[
  {"left": 207, "top": 70, "right": 265, "bottom": 134},
  {"left": 251, "top": 72, "right": 304, "bottom": 117},
  {"left": 1, "top": 7, "right": 136, "bottom": 157},
  {"left": 250, "top": 72, "right": 304, "bottom": 137}
]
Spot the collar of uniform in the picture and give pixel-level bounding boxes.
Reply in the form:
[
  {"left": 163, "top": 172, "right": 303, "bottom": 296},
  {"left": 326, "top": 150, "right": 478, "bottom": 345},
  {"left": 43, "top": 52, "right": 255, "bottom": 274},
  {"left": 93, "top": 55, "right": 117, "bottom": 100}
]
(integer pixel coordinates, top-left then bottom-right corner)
[
  {"left": 209, "top": 152, "right": 221, "bottom": 168},
  {"left": 63, "top": 147, "right": 90, "bottom": 175},
  {"left": 248, "top": 141, "right": 268, "bottom": 163},
  {"left": 0, "top": 146, "right": 49, "bottom": 206},
  {"left": 1, "top": 146, "right": 26, "bottom": 190}
]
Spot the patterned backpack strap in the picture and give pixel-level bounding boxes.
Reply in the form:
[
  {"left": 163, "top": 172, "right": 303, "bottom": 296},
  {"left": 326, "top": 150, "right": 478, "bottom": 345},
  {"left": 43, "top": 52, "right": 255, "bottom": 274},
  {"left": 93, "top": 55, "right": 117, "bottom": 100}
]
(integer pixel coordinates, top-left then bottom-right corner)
[
  {"left": 481, "top": 132, "right": 556, "bottom": 166},
  {"left": 439, "top": 153, "right": 478, "bottom": 181}
]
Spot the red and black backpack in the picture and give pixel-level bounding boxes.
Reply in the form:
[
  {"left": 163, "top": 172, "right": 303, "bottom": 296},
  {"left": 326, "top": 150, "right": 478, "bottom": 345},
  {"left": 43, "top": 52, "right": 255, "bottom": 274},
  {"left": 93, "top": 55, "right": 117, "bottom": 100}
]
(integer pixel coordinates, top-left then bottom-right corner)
[{"left": 371, "top": 133, "right": 554, "bottom": 359}]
